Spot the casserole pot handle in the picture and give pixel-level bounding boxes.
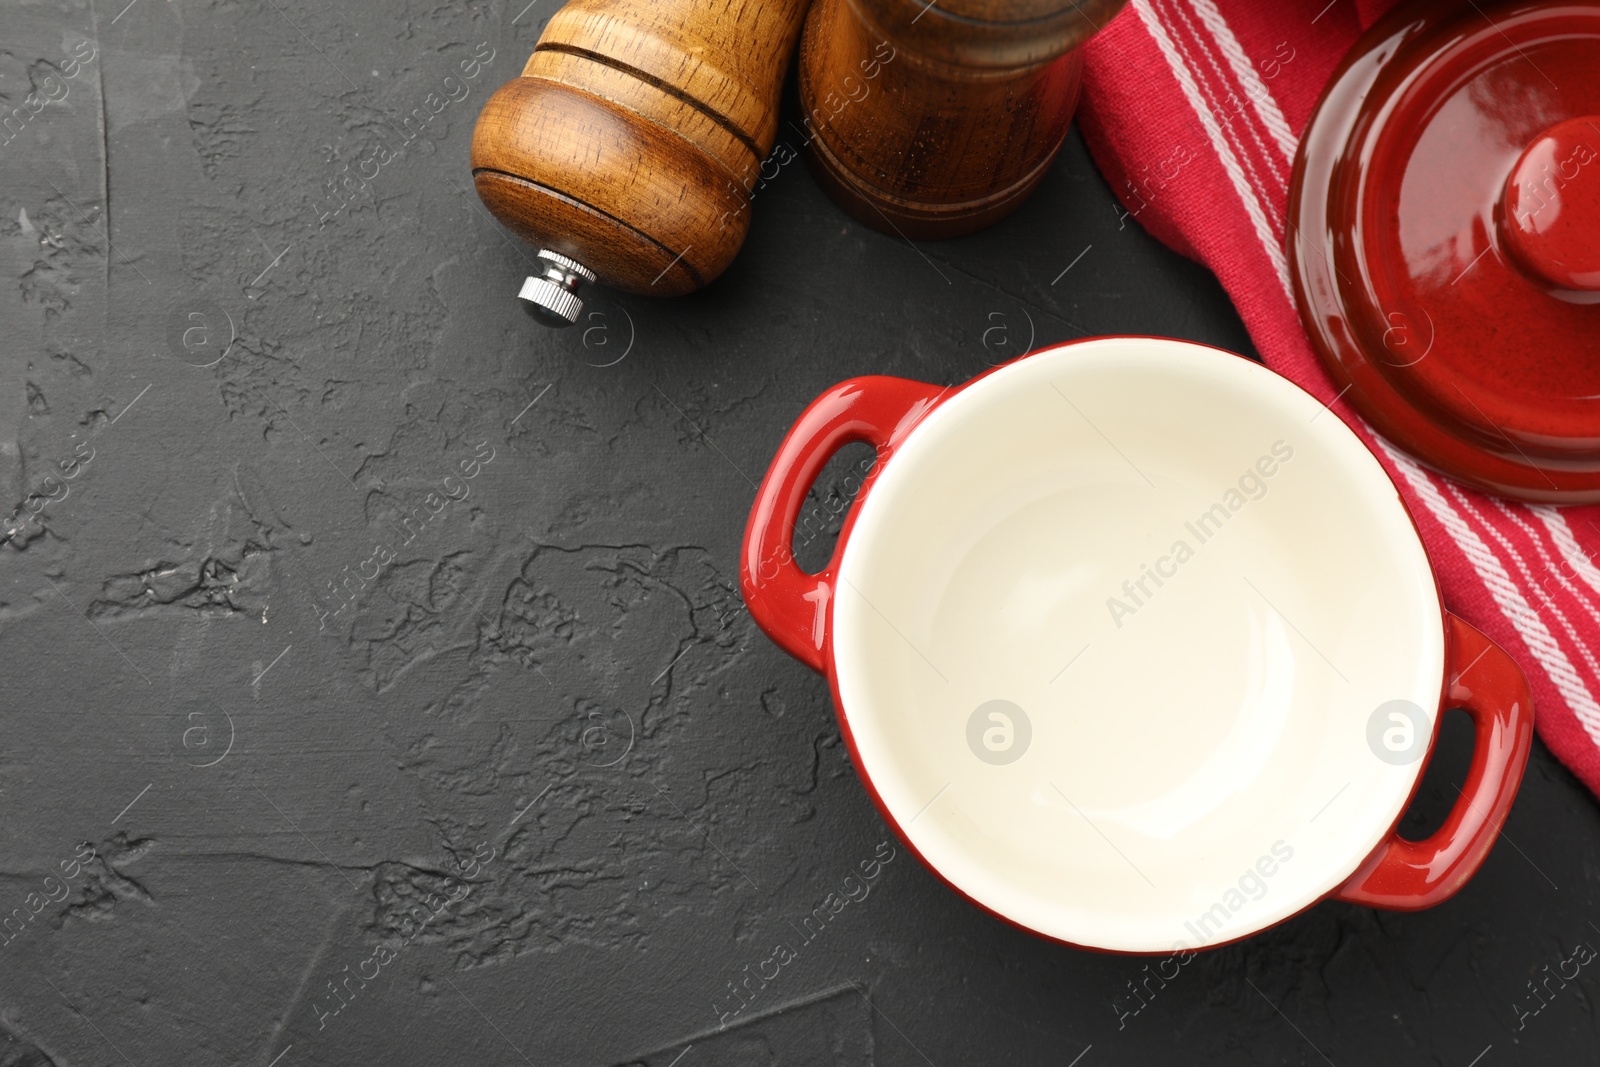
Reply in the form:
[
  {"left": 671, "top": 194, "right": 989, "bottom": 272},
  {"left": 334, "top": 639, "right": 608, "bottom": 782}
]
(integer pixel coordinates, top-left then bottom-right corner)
[
  {"left": 740, "top": 376, "right": 947, "bottom": 673},
  {"left": 1334, "top": 613, "right": 1534, "bottom": 910}
]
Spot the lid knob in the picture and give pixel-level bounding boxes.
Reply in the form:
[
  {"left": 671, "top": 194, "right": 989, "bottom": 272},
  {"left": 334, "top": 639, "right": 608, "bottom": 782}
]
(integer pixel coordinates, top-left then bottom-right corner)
[
  {"left": 1501, "top": 117, "right": 1600, "bottom": 292},
  {"left": 517, "top": 250, "right": 598, "bottom": 328}
]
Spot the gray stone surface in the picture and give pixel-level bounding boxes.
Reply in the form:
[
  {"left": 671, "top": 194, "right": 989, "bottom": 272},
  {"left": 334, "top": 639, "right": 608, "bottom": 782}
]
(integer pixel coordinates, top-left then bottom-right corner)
[{"left": 1, "top": 1, "right": 1596, "bottom": 1064}]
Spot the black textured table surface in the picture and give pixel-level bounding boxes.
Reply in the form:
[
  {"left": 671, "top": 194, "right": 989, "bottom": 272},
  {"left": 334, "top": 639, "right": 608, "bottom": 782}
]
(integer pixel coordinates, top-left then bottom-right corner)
[{"left": 3, "top": 2, "right": 1598, "bottom": 1065}]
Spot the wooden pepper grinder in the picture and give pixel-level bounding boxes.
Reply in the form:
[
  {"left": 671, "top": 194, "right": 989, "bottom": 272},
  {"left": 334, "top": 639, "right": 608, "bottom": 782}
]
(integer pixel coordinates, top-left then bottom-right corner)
[
  {"left": 796, "top": 0, "right": 1127, "bottom": 239},
  {"left": 471, "top": 0, "right": 812, "bottom": 325}
]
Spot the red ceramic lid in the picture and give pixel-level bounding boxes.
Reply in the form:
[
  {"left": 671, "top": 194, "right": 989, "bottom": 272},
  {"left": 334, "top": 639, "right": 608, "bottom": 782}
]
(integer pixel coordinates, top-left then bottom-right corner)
[{"left": 1290, "top": 0, "right": 1600, "bottom": 503}]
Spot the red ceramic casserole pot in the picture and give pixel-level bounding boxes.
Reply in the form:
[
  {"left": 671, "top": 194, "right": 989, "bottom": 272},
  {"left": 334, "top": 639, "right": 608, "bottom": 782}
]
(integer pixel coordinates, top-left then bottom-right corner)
[{"left": 741, "top": 337, "right": 1533, "bottom": 953}]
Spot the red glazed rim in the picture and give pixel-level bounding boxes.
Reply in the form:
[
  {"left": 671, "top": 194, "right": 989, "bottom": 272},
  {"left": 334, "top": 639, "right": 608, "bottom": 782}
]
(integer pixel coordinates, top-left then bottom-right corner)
[
  {"left": 1288, "top": 0, "right": 1600, "bottom": 503},
  {"left": 740, "top": 337, "right": 1535, "bottom": 953}
]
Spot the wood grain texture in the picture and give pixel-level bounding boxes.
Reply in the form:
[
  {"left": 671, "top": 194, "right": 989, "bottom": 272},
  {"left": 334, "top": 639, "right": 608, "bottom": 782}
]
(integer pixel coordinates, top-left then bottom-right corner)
[
  {"left": 471, "top": 0, "right": 812, "bottom": 295},
  {"left": 797, "top": 0, "right": 1127, "bottom": 238}
]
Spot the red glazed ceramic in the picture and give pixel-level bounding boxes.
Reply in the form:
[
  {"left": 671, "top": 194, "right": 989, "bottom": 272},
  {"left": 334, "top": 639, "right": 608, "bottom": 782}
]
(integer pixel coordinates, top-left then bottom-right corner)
[
  {"left": 1289, "top": 0, "right": 1600, "bottom": 503},
  {"left": 741, "top": 337, "right": 1533, "bottom": 953}
]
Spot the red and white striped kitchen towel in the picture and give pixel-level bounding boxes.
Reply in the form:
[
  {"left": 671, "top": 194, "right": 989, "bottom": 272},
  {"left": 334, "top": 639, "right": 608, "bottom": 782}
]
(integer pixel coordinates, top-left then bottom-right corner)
[{"left": 1076, "top": 0, "right": 1600, "bottom": 797}]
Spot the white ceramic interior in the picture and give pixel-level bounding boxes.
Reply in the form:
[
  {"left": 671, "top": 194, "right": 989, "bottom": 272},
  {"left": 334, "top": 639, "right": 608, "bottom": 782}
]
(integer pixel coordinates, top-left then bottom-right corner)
[{"left": 831, "top": 338, "right": 1444, "bottom": 953}]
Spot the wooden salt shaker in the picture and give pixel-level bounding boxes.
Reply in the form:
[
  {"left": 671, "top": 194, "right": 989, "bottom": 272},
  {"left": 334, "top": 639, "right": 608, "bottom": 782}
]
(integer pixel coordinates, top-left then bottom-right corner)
[
  {"left": 471, "top": 0, "right": 812, "bottom": 325},
  {"left": 795, "top": 0, "right": 1127, "bottom": 239}
]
